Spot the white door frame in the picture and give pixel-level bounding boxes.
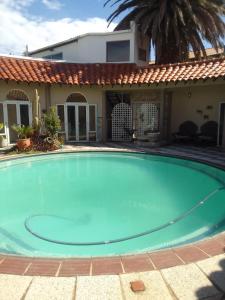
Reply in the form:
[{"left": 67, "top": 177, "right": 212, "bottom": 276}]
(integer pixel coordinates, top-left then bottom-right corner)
[
  {"left": 218, "top": 101, "right": 225, "bottom": 146},
  {"left": 0, "top": 100, "right": 32, "bottom": 144},
  {"left": 65, "top": 102, "right": 89, "bottom": 142}
]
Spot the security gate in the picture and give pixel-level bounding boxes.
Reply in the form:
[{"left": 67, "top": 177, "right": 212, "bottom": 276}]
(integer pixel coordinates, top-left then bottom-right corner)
[
  {"left": 112, "top": 102, "right": 132, "bottom": 141},
  {"left": 133, "top": 102, "right": 160, "bottom": 137}
]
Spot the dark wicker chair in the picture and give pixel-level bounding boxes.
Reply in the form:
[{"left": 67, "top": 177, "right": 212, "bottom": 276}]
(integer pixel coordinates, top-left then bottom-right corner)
[
  {"left": 173, "top": 121, "right": 198, "bottom": 143},
  {"left": 198, "top": 121, "right": 218, "bottom": 145}
]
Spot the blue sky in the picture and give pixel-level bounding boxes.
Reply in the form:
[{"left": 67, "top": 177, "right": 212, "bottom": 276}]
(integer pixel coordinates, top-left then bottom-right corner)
[
  {"left": 30, "top": 0, "right": 113, "bottom": 20},
  {"left": 0, "top": 0, "right": 119, "bottom": 55},
  {"left": 0, "top": 1, "right": 221, "bottom": 56}
]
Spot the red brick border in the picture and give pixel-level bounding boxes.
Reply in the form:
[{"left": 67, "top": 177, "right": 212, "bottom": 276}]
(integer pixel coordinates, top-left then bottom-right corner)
[{"left": 0, "top": 234, "right": 223, "bottom": 276}]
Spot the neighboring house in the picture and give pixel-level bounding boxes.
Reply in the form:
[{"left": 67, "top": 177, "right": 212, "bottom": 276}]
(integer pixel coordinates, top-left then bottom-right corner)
[
  {"left": 0, "top": 55, "right": 224, "bottom": 148},
  {"left": 189, "top": 47, "right": 225, "bottom": 60},
  {"left": 148, "top": 47, "right": 225, "bottom": 64},
  {"left": 28, "top": 22, "right": 150, "bottom": 65}
]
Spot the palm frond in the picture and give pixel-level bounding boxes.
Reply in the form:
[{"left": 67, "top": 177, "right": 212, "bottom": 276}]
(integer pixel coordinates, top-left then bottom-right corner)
[{"left": 105, "top": 0, "right": 225, "bottom": 64}]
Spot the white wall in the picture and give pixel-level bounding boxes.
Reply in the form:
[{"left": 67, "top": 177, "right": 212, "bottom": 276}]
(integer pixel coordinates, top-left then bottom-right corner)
[
  {"left": 31, "top": 42, "right": 77, "bottom": 62},
  {"left": 30, "top": 23, "right": 148, "bottom": 65},
  {"left": 171, "top": 83, "right": 225, "bottom": 134}
]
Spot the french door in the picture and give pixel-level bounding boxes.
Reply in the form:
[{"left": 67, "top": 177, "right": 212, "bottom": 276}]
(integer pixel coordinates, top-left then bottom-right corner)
[
  {"left": 65, "top": 103, "right": 97, "bottom": 142},
  {"left": 0, "top": 101, "right": 32, "bottom": 144}
]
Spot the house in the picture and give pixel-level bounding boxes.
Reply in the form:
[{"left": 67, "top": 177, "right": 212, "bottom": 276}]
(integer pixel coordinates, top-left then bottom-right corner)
[
  {"left": 0, "top": 25, "right": 225, "bottom": 148},
  {"left": 28, "top": 22, "right": 150, "bottom": 66}
]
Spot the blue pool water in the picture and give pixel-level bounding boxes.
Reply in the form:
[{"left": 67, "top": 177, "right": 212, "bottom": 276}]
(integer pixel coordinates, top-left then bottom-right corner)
[{"left": 0, "top": 152, "right": 225, "bottom": 257}]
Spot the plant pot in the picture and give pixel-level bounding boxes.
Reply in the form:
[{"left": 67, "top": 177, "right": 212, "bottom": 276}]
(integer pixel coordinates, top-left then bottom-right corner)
[
  {"left": 17, "top": 138, "right": 31, "bottom": 150},
  {"left": 0, "top": 137, "right": 7, "bottom": 148}
]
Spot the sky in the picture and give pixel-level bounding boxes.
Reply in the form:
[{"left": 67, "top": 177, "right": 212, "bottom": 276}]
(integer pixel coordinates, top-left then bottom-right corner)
[{"left": 0, "top": 0, "right": 119, "bottom": 55}]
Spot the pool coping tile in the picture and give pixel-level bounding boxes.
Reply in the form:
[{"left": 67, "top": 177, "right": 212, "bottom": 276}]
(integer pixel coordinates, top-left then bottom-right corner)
[
  {"left": 196, "top": 239, "right": 225, "bottom": 256},
  {"left": 121, "top": 254, "right": 155, "bottom": 273},
  {"left": 24, "top": 260, "right": 60, "bottom": 276},
  {"left": 174, "top": 246, "right": 209, "bottom": 263},
  {"left": 58, "top": 259, "right": 91, "bottom": 277},
  {"left": 149, "top": 249, "right": 184, "bottom": 269}
]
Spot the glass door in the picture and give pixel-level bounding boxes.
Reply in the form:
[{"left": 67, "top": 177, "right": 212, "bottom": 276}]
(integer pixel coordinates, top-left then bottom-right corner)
[
  {"left": 65, "top": 104, "right": 97, "bottom": 142},
  {"left": 67, "top": 105, "right": 76, "bottom": 141},
  {"left": 0, "top": 103, "right": 6, "bottom": 143},
  {"left": 7, "top": 104, "right": 17, "bottom": 143},
  {"left": 4, "top": 101, "right": 31, "bottom": 144},
  {"left": 78, "top": 105, "right": 87, "bottom": 141},
  {"left": 20, "top": 104, "right": 30, "bottom": 126}
]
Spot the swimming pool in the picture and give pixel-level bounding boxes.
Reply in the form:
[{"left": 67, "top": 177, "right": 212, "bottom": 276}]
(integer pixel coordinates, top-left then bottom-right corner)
[{"left": 0, "top": 152, "right": 225, "bottom": 257}]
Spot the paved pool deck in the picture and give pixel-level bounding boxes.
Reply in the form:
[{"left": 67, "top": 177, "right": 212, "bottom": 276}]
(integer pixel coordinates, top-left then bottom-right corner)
[
  {"left": 0, "top": 143, "right": 225, "bottom": 299},
  {"left": 1, "top": 254, "right": 225, "bottom": 300}
]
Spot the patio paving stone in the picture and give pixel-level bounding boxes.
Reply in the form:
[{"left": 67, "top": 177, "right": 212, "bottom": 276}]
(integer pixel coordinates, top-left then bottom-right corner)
[
  {"left": 76, "top": 275, "right": 123, "bottom": 300},
  {"left": 149, "top": 249, "right": 183, "bottom": 269},
  {"left": 120, "top": 271, "right": 173, "bottom": 299},
  {"left": 25, "top": 276, "right": 76, "bottom": 300},
  {"left": 162, "top": 263, "right": 221, "bottom": 300},
  {"left": 197, "top": 254, "right": 225, "bottom": 292},
  {"left": 0, "top": 274, "right": 32, "bottom": 300}
]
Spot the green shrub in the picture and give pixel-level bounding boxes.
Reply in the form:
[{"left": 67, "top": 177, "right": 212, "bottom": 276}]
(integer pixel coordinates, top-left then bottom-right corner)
[
  {"left": 44, "top": 106, "right": 61, "bottom": 138},
  {"left": 11, "top": 124, "right": 34, "bottom": 139},
  {"left": 0, "top": 123, "right": 5, "bottom": 143}
]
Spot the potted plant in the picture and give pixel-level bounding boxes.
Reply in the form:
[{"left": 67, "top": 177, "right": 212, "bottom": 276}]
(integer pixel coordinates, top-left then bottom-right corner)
[
  {"left": 0, "top": 123, "right": 7, "bottom": 148},
  {"left": 11, "top": 124, "right": 34, "bottom": 150}
]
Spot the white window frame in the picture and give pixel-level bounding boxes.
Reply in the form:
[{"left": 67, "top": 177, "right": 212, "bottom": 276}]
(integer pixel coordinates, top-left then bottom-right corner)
[
  {"left": 63, "top": 103, "right": 97, "bottom": 142},
  {"left": 0, "top": 100, "right": 32, "bottom": 144}
]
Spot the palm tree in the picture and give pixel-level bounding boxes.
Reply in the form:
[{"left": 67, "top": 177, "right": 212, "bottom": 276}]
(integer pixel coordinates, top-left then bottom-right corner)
[{"left": 105, "top": 0, "right": 225, "bottom": 64}]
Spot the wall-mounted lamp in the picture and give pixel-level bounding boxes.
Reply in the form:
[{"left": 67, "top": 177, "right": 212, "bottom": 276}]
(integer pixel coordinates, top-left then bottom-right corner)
[{"left": 188, "top": 87, "right": 192, "bottom": 98}]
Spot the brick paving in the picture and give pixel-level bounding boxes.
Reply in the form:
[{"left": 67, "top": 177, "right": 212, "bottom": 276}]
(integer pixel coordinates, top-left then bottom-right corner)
[{"left": 0, "top": 255, "right": 224, "bottom": 299}]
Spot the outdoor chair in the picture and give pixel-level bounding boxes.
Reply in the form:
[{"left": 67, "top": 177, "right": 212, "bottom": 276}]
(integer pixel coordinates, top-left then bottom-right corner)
[
  {"left": 197, "top": 121, "right": 218, "bottom": 145},
  {"left": 173, "top": 121, "right": 198, "bottom": 143}
]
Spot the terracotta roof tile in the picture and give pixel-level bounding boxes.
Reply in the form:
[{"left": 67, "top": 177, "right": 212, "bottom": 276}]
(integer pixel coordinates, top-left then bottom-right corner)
[{"left": 0, "top": 56, "right": 224, "bottom": 86}]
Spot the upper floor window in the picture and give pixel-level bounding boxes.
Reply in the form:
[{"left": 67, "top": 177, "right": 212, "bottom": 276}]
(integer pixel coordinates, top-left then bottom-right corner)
[
  {"left": 138, "top": 48, "right": 147, "bottom": 61},
  {"left": 106, "top": 40, "right": 130, "bottom": 62},
  {"left": 43, "top": 52, "right": 63, "bottom": 60}
]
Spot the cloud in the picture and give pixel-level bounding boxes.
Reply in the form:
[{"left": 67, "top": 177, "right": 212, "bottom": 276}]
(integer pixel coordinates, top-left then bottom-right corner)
[
  {"left": 0, "top": 1, "right": 117, "bottom": 55},
  {"left": 2, "top": 0, "right": 34, "bottom": 9},
  {"left": 42, "top": 0, "right": 62, "bottom": 10}
]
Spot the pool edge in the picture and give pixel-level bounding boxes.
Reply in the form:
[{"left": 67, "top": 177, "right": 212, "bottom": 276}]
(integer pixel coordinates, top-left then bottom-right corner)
[{"left": 0, "top": 147, "right": 224, "bottom": 276}]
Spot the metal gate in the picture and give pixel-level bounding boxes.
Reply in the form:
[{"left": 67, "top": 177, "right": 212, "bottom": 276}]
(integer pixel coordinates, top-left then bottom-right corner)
[
  {"left": 133, "top": 102, "right": 160, "bottom": 137},
  {"left": 112, "top": 103, "right": 132, "bottom": 141}
]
